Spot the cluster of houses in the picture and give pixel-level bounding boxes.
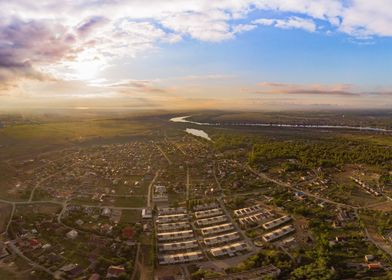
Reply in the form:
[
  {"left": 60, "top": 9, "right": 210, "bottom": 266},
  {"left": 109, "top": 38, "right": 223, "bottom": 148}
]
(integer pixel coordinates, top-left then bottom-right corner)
[
  {"left": 29, "top": 141, "right": 163, "bottom": 201},
  {"left": 216, "top": 159, "right": 261, "bottom": 192},
  {"left": 351, "top": 177, "right": 381, "bottom": 197}
]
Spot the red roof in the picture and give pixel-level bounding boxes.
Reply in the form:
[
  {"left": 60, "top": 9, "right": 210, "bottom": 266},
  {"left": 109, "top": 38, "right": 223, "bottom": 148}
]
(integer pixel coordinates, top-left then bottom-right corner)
[
  {"left": 29, "top": 239, "right": 41, "bottom": 247},
  {"left": 368, "top": 263, "right": 382, "bottom": 270},
  {"left": 107, "top": 265, "right": 125, "bottom": 277},
  {"left": 122, "top": 226, "right": 134, "bottom": 239}
]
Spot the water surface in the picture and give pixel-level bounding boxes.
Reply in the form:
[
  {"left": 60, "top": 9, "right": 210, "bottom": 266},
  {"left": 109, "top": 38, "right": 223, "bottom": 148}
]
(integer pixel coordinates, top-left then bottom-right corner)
[{"left": 185, "top": 128, "right": 211, "bottom": 141}]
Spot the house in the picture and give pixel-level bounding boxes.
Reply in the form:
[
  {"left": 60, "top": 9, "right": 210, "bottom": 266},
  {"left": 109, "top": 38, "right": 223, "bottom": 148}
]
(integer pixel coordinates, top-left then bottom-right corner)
[
  {"left": 106, "top": 265, "right": 126, "bottom": 278},
  {"left": 142, "top": 208, "right": 153, "bottom": 219},
  {"left": 143, "top": 223, "right": 152, "bottom": 232},
  {"left": 294, "top": 191, "right": 306, "bottom": 200},
  {"left": 368, "top": 263, "right": 382, "bottom": 270},
  {"left": 66, "top": 230, "right": 78, "bottom": 239},
  {"left": 102, "top": 208, "right": 111, "bottom": 217},
  {"left": 29, "top": 239, "right": 42, "bottom": 250}
]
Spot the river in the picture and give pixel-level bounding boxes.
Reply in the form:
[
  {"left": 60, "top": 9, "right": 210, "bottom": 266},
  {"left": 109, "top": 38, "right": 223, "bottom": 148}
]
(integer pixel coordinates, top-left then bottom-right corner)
[
  {"left": 185, "top": 128, "right": 212, "bottom": 141},
  {"left": 170, "top": 115, "right": 392, "bottom": 133}
]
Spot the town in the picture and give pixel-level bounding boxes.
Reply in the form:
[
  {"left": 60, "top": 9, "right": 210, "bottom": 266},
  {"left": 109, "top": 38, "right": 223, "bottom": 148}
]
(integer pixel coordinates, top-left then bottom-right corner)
[{"left": 0, "top": 112, "right": 391, "bottom": 280}]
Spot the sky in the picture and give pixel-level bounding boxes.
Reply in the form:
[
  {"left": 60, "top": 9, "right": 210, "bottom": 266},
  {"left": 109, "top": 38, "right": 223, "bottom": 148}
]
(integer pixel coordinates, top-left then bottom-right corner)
[{"left": 1, "top": 0, "right": 392, "bottom": 111}]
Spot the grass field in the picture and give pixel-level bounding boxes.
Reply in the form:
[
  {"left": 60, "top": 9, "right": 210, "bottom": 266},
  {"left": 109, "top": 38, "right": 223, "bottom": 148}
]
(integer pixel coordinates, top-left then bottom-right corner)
[
  {"left": 0, "top": 118, "right": 156, "bottom": 160},
  {"left": 120, "top": 209, "right": 141, "bottom": 223}
]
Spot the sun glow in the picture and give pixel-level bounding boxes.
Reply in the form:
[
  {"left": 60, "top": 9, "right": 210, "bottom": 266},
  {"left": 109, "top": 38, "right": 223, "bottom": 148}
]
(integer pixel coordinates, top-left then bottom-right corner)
[{"left": 73, "top": 59, "right": 103, "bottom": 81}]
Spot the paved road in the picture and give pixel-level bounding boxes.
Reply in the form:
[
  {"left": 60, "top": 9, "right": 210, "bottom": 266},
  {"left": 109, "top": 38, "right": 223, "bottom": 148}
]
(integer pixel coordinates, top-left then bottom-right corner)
[
  {"left": 186, "top": 166, "right": 190, "bottom": 201},
  {"left": 212, "top": 161, "right": 223, "bottom": 195},
  {"left": 147, "top": 170, "right": 160, "bottom": 208}
]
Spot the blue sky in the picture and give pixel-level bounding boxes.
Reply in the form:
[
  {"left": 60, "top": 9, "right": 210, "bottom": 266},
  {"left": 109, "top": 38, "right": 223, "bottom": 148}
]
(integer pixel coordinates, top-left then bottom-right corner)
[
  {"left": 1, "top": 1, "right": 392, "bottom": 110},
  {"left": 122, "top": 26, "right": 392, "bottom": 86}
]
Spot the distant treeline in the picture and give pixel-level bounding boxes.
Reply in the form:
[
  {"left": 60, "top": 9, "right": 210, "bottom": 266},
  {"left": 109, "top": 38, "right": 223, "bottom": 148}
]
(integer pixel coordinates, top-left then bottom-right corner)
[
  {"left": 249, "top": 140, "right": 392, "bottom": 168},
  {"left": 213, "top": 134, "right": 392, "bottom": 169}
]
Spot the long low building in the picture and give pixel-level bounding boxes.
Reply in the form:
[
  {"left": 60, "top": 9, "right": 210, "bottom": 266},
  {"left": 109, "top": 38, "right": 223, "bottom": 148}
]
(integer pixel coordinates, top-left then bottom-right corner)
[
  {"left": 262, "top": 225, "right": 295, "bottom": 242},
  {"left": 158, "top": 240, "right": 199, "bottom": 251},
  {"left": 204, "top": 232, "right": 240, "bottom": 247},
  {"left": 210, "top": 242, "right": 248, "bottom": 257},
  {"left": 156, "top": 213, "right": 188, "bottom": 224},
  {"left": 157, "top": 230, "right": 194, "bottom": 241},
  {"left": 234, "top": 205, "right": 263, "bottom": 217},
  {"left": 201, "top": 223, "right": 234, "bottom": 236},
  {"left": 194, "top": 208, "right": 223, "bottom": 219},
  {"left": 158, "top": 207, "right": 187, "bottom": 215},
  {"left": 196, "top": 215, "right": 228, "bottom": 227},
  {"left": 239, "top": 212, "right": 273, "bottom": 227},
  {"left": 157, "top": 222, "right": 190, "bottom": 232},
  {"left": 158, "top": 251, "right": 204, "bottom": 265},
  {"left": 262, "top": 215, "right": 291, "bottom": 230}
]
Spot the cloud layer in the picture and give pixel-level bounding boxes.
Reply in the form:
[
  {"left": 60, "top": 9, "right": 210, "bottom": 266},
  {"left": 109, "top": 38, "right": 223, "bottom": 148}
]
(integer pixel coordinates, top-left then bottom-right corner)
[{"left": 1, "top": 0, "right": 392, "bottom": 109}]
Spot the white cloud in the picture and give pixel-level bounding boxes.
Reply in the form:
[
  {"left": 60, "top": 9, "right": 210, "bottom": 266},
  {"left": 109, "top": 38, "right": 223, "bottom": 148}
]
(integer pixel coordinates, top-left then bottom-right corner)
[
  {"left": 254, "top": 17, "right": 316, "bottom": 32},
  {"left": 2, "top": 0, "right": 392, "bottom": 86}
]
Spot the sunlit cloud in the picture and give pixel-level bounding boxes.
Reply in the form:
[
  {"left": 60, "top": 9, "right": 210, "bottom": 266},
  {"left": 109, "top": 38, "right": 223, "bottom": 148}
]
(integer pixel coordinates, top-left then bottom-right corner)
[{"left": 1, "top": 0, "right": 392, "bottom": 109}]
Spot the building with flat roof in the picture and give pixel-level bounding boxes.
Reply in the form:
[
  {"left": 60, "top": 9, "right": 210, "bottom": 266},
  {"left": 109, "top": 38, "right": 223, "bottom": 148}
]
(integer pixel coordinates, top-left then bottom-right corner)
[
  {"left": 194, "top": 208, "right": 223, "bottom": 219},
  {"left": 157, "top": 222, "right": 190, "bottom": 232},
  {"left": 210, "top": 242, "right": 248, "bottom": 257},
  {"left": 201, "top": 223, "right": 234, "bottom": 236},
  {"left": 238, "top": 212, "right": 273, "bottom": 228},
  {"left": 234, "top": 205, "right": 263, "bottom": 217},
  {"left": 158, "top": 207, "right": 187, "bottom": 215},
  {"left": 262, "top": 215, "right": 291, "bottom": 230},
  {"left": 142, "top": 208, "right": 153, "bottom": 219},
  {"left": 204, "top": 232, "right": 240, "bottom": 247},
  {"left": 156, "top": 213, "right": 188, "bottom": 224},
  {"left": 196, "top": 215, "right": 227, "bottom": 227},
  {"left": 158, "top": 251, "right": 203, "bottom": 265},
  {"left": 262, "top": 225, "right": 295, "bottom": 242},
  {"left": 158, "top": 240, "right": 199, "bottom": 251},
  {"left": 157, "top": 230, "right": 194, "bottom": 241}
]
